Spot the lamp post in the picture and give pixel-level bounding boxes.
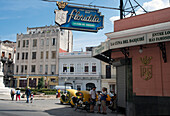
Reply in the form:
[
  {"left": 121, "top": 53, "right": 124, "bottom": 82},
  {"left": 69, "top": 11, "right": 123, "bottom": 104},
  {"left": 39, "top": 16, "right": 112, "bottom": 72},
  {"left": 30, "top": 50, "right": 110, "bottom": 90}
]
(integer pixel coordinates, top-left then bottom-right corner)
[
  {"left": 26, "top": 75, "right": 29, "bottom": 88},
  {"left": 64, "top": 78, "right": 67, "bottom": 93},
  {"left": 44, "top": 77, "right": 47, "bottom": 88}
]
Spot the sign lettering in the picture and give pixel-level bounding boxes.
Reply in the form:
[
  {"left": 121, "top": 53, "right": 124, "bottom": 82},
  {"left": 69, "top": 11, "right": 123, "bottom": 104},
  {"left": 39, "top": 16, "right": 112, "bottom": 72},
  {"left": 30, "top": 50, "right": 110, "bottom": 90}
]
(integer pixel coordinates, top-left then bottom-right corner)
[{"left": 55, "top": 3, "right": 104, "bottom": 32}]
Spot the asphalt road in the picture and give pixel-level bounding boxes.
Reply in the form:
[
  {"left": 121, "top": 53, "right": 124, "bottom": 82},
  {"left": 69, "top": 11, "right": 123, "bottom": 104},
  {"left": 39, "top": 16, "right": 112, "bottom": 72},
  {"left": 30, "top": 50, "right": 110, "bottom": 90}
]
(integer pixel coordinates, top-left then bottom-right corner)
[{"left": 0, "top": 99, "right": 124, "bottom": 116}]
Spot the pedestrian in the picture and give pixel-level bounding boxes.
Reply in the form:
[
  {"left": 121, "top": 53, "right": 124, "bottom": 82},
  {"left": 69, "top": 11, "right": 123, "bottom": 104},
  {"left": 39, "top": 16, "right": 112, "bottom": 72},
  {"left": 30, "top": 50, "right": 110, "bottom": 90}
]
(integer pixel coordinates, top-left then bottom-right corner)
[
  {"left": 89, "top": 86, "right": 96, "bottom": 113},
  {"left": 25, "top": 87, "right": 31, "bottom": 103},
  {"left": 101, "top": 87, "right": 107, "bottom": 114},
  {"left": 10, "top": 88, "right": 15, "bottom": 101},
  {"left": 16, "top": 88, "right": 21, "bottom": 101},
  {"left": 96, "top": 91, "right": 101, "bottom": 113},
  {"left": 30, "top": 92, "right": 34, "bottom": 103},
  {"left": 58, "top": 89, "right": 60, "bottom": 97},
  {"left": 56, "top": 90, "right": 58, "bottom": 98}
]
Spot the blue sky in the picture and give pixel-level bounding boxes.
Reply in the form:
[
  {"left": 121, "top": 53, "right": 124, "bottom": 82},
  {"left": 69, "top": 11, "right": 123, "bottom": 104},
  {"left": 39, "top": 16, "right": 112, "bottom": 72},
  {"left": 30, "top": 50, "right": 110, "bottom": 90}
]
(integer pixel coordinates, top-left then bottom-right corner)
[{"left": 0, "top": 0, "right": 169, "bottom": 51}]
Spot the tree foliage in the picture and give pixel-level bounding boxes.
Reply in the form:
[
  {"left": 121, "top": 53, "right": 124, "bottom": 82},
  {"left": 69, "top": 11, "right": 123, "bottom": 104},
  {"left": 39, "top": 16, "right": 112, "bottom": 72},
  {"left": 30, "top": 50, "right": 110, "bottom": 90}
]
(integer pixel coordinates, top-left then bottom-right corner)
[{"left": 38, "top": 77, "right": 44, "bottom": 89}]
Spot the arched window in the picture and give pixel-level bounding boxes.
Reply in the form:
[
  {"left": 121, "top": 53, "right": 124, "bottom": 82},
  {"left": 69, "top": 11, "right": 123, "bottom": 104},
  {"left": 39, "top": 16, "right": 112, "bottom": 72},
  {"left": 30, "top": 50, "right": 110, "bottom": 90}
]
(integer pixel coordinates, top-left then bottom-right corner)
[{"left": 86, "top": 83, "right": 95, "bottom": 91}]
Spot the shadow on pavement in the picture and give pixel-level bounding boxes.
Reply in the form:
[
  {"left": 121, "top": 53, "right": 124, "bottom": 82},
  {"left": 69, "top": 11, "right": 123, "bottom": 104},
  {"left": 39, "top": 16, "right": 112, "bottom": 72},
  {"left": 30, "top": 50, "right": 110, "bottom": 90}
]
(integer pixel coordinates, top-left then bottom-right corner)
[
  {"left": 44, "top": 107, "right": 119, "bottom": 116},
  {"left": 0, "top": 109, "right": 41, "bottom": 112}
]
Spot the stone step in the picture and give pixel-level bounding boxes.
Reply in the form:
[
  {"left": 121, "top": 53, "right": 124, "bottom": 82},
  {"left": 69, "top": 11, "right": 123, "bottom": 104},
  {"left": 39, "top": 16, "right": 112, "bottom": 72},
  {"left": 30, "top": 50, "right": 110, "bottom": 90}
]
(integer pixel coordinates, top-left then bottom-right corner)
[{"left": 0, "top": 87, "right": 10, "bottom": 95}]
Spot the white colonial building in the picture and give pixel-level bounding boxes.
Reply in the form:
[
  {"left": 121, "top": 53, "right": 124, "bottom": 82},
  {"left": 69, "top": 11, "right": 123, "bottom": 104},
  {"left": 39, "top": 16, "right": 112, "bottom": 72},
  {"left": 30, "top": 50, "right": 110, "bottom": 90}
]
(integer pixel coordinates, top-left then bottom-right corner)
[
  {"left": 0, "top": 40, "right": 15, "bottom": 92},
  {"left": 59, "top": 51, "right": 101, "bottom": 91},
  {"left": 14, "top": 25, "right": 73, "bottom": 88}
]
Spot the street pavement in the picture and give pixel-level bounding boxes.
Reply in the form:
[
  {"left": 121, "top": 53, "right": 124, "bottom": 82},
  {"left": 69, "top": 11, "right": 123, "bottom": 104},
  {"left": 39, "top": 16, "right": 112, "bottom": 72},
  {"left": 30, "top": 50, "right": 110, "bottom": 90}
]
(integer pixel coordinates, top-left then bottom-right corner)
[{"left": 0, "top": 99, "right": 125, "bottom": 116}]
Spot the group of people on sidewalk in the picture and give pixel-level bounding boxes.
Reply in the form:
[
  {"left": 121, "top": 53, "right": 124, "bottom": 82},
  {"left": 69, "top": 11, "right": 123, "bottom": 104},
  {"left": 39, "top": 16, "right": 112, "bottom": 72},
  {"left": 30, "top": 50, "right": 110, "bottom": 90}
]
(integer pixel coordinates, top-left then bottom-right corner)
[
  {"left": 89, "top": 86, "right": 108, "bottom": 115},
  {"left": 10, "top": 87, "right": 34, "bottom": 103}
]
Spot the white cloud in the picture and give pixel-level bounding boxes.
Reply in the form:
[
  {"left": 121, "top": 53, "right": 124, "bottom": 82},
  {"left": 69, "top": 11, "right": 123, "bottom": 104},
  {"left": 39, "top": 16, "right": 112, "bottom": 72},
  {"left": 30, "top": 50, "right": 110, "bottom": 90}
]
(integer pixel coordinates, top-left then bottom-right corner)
[{"left": 109, "top": 0, "right": 169, "bottom": 23}]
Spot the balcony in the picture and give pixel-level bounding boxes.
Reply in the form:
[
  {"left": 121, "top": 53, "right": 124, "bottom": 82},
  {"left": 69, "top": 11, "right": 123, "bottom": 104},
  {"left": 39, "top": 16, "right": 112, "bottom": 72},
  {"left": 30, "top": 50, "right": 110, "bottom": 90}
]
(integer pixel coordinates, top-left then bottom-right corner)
[
  {"left": 60, "top": 72, "right": 98, "bottom": 75},
  {"left": 101, "top": 75, "right": 116, "bottom": 79}
]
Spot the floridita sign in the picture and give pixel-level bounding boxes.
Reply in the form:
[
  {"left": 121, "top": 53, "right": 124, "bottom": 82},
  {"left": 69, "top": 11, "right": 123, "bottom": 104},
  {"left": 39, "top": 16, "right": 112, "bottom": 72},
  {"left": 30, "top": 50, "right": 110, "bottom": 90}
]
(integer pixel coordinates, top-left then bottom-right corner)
[{"left": 54, "top": 1, "right": 104, "bottom": 32}]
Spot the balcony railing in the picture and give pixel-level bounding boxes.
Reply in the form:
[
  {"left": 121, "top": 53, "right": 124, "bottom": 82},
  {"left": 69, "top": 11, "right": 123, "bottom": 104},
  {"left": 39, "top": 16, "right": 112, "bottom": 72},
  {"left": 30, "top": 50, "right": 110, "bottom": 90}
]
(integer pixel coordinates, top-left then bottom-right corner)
[
  {"left": 60, "top": 72, "right": 98, "bottom": 75},
  {"left": 101, "top": 75, "right": 116, "bottom": 79}
]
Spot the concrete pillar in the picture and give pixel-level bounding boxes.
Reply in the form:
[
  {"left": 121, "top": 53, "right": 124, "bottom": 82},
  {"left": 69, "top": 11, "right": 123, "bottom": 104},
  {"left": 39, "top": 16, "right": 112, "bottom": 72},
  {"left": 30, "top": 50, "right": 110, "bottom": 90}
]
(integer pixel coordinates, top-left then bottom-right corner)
[
  {"left": 17, "top": 78, "right": 20, "bottom": 88},
  {"left": 27, "top": 78, "right": 29, "bottom": 87},
  {"left": 36, "top": 78, "right": 39, "bottom": 87}
]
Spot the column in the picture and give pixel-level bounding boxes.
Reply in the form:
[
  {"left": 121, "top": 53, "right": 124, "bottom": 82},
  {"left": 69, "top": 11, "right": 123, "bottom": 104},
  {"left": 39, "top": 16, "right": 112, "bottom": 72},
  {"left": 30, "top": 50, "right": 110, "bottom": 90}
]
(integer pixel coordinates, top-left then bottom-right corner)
[
  {"left": 36, "top": 78, "right": 39, "bottom": 87},
  {"left": 27, "top": 78, "right": 29, "bottom": 87},
  {"left": 17, "top": 77, "right": 20, "bottom": 88}
]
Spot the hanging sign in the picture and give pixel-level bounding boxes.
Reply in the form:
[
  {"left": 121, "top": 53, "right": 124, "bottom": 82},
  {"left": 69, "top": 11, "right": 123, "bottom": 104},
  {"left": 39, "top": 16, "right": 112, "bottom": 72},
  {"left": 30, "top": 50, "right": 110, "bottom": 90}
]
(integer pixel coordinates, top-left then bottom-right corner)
[{"left": 54, "top": 1, "right": 104, "bottom": 32}]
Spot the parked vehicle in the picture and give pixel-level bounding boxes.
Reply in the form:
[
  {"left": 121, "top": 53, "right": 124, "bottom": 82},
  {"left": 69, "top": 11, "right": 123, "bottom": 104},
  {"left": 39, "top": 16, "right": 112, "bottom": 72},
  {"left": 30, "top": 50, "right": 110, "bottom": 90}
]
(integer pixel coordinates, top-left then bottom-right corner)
[
  {"left": 72, "top": 91, "right": 91, "bottom": 112},
  {"left": 60, "top": 89, "right": 77, "bottom": 105}
]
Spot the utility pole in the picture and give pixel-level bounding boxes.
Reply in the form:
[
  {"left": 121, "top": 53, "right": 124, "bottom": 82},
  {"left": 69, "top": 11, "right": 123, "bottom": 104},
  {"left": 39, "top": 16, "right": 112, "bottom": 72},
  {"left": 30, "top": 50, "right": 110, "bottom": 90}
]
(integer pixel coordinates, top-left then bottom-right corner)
[{"left": 120, "top": 0, "right": 124, "bottom": 19}]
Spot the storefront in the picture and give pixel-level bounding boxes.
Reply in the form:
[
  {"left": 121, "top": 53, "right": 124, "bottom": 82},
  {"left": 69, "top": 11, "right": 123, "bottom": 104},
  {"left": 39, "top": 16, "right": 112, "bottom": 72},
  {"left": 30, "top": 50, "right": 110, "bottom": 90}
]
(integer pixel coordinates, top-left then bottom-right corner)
[{"left": 92, "top": 7, "right": 170, "bottom": 115}]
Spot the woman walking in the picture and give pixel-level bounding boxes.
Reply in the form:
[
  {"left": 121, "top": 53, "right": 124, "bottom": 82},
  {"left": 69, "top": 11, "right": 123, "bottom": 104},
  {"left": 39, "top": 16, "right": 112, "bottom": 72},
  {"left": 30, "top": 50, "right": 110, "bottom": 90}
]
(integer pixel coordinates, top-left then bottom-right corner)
[{"left": 101, "top": 87, "right": 107, "bottom": 114}]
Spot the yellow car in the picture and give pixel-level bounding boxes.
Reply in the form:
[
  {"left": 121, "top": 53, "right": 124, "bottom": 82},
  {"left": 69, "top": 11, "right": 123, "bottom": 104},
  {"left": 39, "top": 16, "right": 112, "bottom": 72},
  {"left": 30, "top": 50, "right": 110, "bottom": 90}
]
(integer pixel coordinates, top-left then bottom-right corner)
[
  {"left": 60, "top": 89, "right": 77, "bottom": 104},
  {"left": 70, "top": 91, "right": 111, "bottom": 107}
]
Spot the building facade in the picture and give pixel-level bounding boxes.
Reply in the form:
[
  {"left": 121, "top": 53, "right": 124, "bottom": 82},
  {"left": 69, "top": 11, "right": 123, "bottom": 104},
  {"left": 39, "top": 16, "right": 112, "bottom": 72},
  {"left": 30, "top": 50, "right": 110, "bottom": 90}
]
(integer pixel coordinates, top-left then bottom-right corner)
[
  {"left": 14, "top": 25, "right": 73, "bottom": 88},
  {"left": 0, "top": 41, "right": 15, "bottom": 87},
  {"left": 59, "top": 51, "right": 101, "bottom": 91},
  {"left": 93, "top": 7, "right": 170, "bottom": 115},
  {"left": 101, "top": 61, "right": 116, "bottom": 93}
]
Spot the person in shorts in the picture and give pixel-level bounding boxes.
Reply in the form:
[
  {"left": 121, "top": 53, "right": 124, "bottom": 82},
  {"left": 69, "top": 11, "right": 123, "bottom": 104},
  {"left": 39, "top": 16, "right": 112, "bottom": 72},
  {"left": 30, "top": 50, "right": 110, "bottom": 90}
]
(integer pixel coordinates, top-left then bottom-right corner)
[
  {"left": 96, "top": 91, "right": 101, "bottom": 113},
  {"left": 30, "top": 92, "right": 34, "bottom": 103},
  {"left": 101, "top": 87, "right": 107, "bottom": 114},
  {"left": 89, "top": 86, "right": 96, "bottom": 113}
]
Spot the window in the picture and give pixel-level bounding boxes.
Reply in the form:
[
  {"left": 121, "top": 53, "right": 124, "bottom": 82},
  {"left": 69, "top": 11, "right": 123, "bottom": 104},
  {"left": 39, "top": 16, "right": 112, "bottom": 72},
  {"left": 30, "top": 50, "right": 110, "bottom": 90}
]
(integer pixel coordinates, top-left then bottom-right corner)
[
  {"left": 63, "top": 64, "right": 67, "bottom": 72},
  {"left": 45, "top": 65, "right": 48, "bottom": 74},
  {"left": 51, "top": 65, "right": 56, "bottom": 74},
  {"left": 21, "top": 65, "right": 24, "bottom": 73},
  {"left": 77, "top": 85, "right": 81, "bottom": 91},
  {"left": 92, "top": 63, "right": 96, "bottom": 72},
  {"left": 46, "top": 38, "right": 49, "bottom": 46},
  {"left": 18, "top": 41, "right": 20, "bottom": 48},
  {"left": 51, "top": 51, "right": 56, "bottom": 59},
  {"left": 84, "top": 63, "right": 89, "bottom": 72},
  {"left": 52, "top": 38, "right": 55, "bottom": 45},
  {"left": 17, "top": 53, "right": 19, "bottom": 60},
  {"left": 16, "top": 65, "right": 19, "bottom": 73},
  {"left": 41, "top": 39, "right": 44, "bottom": 46},
  {"left": 40, "top": 52, "right": 43, "bottom": 59},
  {"left": 32, "top": 52, "right": 36, "bottom": 59},
  {"left": 106, "top": 65, "right": 111, "bottom": 79},
  {"left": 25, "top": 65, "right": 27, "bottom": 73},
  {"left": 33, "top": 39, "right": 37, "bottom": 47},
  {"left": 22, "top": 53, "right": 24, "bottom": 60},
  {"left": 77, "top": 64, "right": 81, "bottom": 72},
  {"left": 51, "top": 78, "right": 56, "bottom": 82},
  {"left": 26, "top": 40, "right": 29, "bottom": 47},
  {"left": 25, "top": 52, "right": 28, "bottom": 60},
  {"left": 46, "top": 51, "right": 48, "bottom": 59},
  {"left": 40, "top": 65, "right": 43, "bottom": 73},
  {"left": 31, "top": 65, "right": 36, "bottom": 72},
  {"left": 23, "top": 40, "right": 25, "bottom": 47},
  {"left": 70, "top": 64, "right": 74, "bottom": 72}
]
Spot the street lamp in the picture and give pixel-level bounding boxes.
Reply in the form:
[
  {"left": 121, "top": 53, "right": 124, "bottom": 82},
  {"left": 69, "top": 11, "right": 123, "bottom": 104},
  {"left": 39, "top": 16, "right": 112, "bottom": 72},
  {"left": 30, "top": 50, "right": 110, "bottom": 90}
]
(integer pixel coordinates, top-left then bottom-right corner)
[
  {"left": 26, "top": 75, "right": 29, "bottom": 88},
  {"left": 64, "top": 78, "right": 67, "bottom": 93}
]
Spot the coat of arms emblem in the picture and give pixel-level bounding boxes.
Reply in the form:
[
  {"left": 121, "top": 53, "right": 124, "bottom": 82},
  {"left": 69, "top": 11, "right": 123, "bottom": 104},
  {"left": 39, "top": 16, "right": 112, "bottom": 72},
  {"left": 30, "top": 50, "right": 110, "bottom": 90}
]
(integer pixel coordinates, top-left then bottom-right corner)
[
  {"left": 54, "top": 10, "right": 68, "bottom": 25},
  {"left": 140, "top": 56, "right": 152, "bottom": 81}
]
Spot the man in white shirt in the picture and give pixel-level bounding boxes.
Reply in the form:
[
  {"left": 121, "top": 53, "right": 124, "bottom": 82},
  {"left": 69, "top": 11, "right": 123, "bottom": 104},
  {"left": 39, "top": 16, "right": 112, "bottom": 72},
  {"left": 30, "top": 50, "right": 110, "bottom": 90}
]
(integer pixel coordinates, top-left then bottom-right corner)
[{"left": 90, "top": 86, "right": 96, "bottom": 113}]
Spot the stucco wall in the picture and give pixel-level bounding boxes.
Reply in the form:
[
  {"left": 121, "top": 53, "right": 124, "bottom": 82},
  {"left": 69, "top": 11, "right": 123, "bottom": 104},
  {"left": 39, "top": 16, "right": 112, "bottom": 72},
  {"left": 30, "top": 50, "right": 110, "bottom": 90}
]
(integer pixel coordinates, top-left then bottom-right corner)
[
  {"left": 114, "top": 7, "right": 170, "bottom": 32},
  {"left": 111, "top": 42, "right": 170, "bottom": 96}
]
